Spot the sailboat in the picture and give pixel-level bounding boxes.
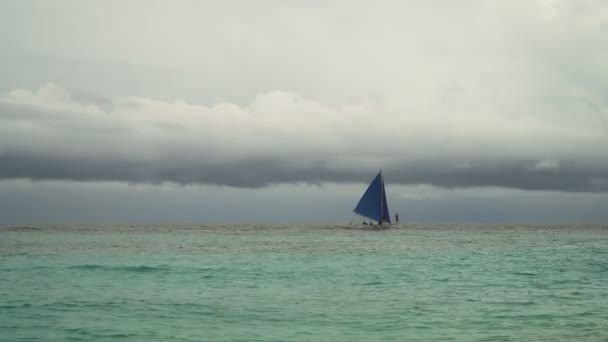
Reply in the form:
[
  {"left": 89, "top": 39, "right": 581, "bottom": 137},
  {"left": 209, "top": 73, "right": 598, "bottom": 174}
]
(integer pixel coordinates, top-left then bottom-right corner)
[{"left": 353, "top": 170, "right": 391, "bottom": 225}]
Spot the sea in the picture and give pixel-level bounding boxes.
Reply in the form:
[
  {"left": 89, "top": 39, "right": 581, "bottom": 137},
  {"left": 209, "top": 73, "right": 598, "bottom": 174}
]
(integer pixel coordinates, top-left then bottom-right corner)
[{"left": 1, "top": 223, "right": 607, "bottom": 341}]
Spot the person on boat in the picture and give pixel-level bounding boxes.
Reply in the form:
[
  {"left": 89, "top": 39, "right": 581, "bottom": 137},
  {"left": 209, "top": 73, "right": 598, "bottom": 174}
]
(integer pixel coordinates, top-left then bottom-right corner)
[{"left": 395, "top": 212, "right": 399, "bottom": 224}]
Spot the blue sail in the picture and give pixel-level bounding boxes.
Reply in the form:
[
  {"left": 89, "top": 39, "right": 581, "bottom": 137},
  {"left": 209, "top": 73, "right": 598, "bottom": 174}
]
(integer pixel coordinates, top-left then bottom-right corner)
[{"left": 354, "top": 171, "right": 391, "bottom": 224}]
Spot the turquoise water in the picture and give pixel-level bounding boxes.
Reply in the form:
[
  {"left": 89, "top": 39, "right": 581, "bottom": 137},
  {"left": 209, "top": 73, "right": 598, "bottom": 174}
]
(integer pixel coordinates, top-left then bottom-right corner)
[{"left": 1, "top": 223, "right": 607, "bottom": 341}]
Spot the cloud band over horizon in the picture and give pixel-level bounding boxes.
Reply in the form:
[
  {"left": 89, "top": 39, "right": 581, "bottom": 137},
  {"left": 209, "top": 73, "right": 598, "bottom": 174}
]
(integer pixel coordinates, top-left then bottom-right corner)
[{"left": 2, "top": 83, "right": 607, "bottom": 193}]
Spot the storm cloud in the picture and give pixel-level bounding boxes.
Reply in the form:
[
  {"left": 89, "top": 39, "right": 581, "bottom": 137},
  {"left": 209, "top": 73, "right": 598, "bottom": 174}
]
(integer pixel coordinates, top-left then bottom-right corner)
[
  {"left": 1, "top": 83, "right": 607, "bottom": 192},
  {"left": 2, "top": 153, "right": 608, "bottom": 192}
]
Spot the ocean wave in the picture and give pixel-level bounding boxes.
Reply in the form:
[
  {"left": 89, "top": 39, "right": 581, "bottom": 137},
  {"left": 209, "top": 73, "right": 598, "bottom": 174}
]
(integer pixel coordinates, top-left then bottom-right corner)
[
  {"left": 67, "top": 264, "right": 170, "bottom": 273},
  {"left": 360, "top": 281, "right": 386, "bottom": 286},
  {"left": 4, "top": 226, "right": 43, "bottom": 231},
  {"left": 0, "top": 303, "right": 32, "bottom": 309},
  {"left": 62, "top": 328, "right": 139, "bottom": 340}
]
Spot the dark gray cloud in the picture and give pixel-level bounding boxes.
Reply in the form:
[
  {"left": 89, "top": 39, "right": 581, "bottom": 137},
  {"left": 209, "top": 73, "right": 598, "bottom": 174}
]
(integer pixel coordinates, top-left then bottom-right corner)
[
  {"left": 2, "top": 153, "right": 608, "bottom": 193},
  {"left": 387, "top": 159, "right": 608, "bottom": 193}
]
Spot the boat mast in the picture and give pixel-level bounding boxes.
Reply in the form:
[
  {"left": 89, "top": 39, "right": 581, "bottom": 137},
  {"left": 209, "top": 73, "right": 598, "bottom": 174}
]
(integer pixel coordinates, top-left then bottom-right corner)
[{"left": 379, "top": 170, "right": 383, "bottom": 225}]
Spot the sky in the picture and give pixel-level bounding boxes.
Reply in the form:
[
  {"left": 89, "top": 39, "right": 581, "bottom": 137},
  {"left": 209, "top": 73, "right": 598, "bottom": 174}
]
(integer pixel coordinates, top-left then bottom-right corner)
[{"left": 1, "top": 0, "right": 608, "bottom": 224}]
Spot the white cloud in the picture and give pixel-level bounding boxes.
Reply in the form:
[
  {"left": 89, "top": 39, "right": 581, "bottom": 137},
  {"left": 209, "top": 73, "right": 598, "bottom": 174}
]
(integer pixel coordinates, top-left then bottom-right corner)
[
  {"left": 532, "top": 159, "right": 561, "bottom": 171},
  {"left": 1, "top": 82, "right": 604, "bottom": 163},
  {"left": 2, "top": 1, "right": 607, "bottom": 105}
]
